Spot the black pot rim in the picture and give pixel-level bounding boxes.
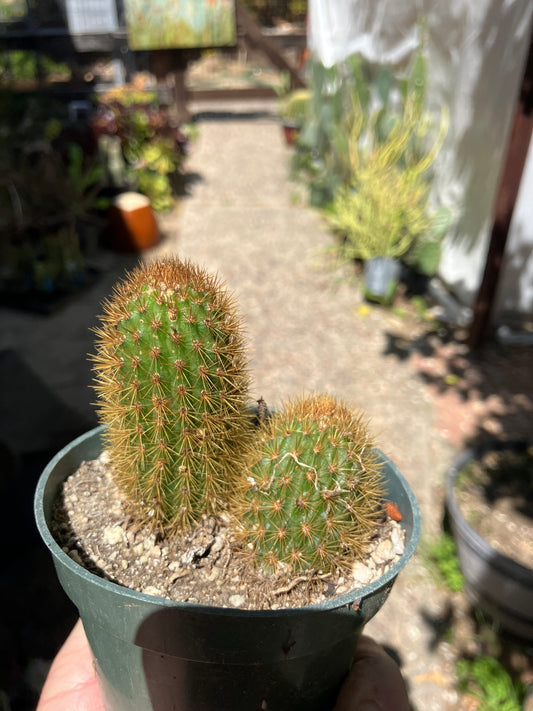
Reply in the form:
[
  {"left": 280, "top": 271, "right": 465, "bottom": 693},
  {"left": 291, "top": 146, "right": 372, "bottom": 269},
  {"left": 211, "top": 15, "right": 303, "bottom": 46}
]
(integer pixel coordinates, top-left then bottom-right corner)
[
  {"left": 445, "top": 440, "right": 533, "bottom": 585},
  {"left": 35, "top": 425, "right": 421, "bottom": 618}
]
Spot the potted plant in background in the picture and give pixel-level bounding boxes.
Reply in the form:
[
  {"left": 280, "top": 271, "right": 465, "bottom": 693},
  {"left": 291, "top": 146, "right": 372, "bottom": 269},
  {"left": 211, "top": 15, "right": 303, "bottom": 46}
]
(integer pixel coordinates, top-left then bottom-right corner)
[
  {"left": 324, "top": 85, "right": 450, "bottom": 304},
  {"left": 446, "top": 440, "right": 533, "bottom": 642},
  {"left": 0, "top": 92, "right": 109, "bottom": 310},
  {"left": 0, "top": 142, "right": 108, "bottom": 306},
  {"left": 291, "top": 55, "right": 369, "bottom": 208},
  {"left": 292, "top": 32, "right": 451, "bottom": 302},
  {"left": 90, "top": 82, "right": 190, "bottom": 214},
  {"left": 277, "top": 79, "right": 311, "bottom": 146},
  {"left": 35, "top": 257, "right": 421, "bottom": 711}
]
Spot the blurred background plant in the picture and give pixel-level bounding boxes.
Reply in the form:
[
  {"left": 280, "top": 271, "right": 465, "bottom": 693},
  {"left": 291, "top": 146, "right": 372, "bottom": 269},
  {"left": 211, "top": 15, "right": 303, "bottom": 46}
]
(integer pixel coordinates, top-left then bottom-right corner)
[
  {"left": 0, "top": 49, "right": 70, "bottom": 86},
  {"left": 277, "top": 86, "right": 310, "bottom": 125},
  {"left": 323, "top": 96, "right": 450, "bottom": 273},
  {"left": 293, "top": 32, "right": 452, "bottom": 279},
  {"left": 426, "top": 531, "right": 464, "bottom": 593},
  {"left": 91, "top": 85, "right": 190, "bottom": 212},
  {"left": 456, "top": 655, "right": 527, "bottom": 711},
  {"left": 240, "top": 0, "right": 307, "bottom": 25},
  {"left": 0, "top": 91, "right": 107, "bottom": 297}
]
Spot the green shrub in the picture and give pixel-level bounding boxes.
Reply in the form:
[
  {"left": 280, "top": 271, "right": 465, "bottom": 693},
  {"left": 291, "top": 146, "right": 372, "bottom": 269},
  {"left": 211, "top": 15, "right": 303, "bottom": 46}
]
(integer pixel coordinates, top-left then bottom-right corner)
[
  {"left": 427, "top": 532, "right": 464, "bottom": 592},
  {"left": 456, "top": 656, "right": 526, "bottom": 711}
]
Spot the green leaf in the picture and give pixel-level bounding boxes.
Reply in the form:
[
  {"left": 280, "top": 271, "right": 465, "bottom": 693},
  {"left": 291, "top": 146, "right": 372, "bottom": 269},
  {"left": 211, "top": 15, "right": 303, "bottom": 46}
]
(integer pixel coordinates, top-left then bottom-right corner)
[
  {"left": 408, "top": 51, "right": 427, "bottom": 114},
  {"left": 430, "top": 206, "right": 452, "bottom": 240},
  {"left": 398, "top": 77, "right": 408, "bottom": 102},
  {"left": 66, "top": 143, "right": 84, "bottom": 180},
  {"left": 348, "top": 55, "right": 370, "bottom": 113},
  {"left": 374, "top": 109, "right": 397, "bottom": 143},
  {"left": 456, "top": 656, "right": 526, "bottom": 711},
  {"left": 376, "top": 67, "right": 393, "bottom": 106},
  {"left": 415, "top": 241, "right": 441, "bottom": 275}
]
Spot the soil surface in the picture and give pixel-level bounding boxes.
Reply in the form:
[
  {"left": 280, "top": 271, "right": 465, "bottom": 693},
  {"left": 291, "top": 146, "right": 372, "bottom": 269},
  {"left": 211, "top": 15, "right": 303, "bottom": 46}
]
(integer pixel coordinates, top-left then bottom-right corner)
[
  {"left": 454, "top": 446, "right": 533, "bottom": 569},
  {"left": 51, "top": 451, "right": 405, "bottom": 610}
]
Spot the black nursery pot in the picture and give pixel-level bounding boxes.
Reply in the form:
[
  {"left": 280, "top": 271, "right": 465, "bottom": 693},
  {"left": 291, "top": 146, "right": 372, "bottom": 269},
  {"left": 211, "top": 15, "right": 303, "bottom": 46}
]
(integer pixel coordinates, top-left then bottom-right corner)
[
  {"left": 35, "top": 426, "right": 421, "bottom": 711},
  {"left": 363, "top": 257, "right": 402, "bottom": 304},
  {"left": 446, "top": 441, "right": 533, "bottom": 642}
]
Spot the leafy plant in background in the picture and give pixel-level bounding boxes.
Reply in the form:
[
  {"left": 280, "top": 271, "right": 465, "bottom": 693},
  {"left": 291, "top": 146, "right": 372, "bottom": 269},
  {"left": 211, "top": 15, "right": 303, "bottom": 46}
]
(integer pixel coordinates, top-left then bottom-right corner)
[
  {"left": 292, "top": 55, "right": 367, "bottom": 206},
  {"left": 324, "top": 94, "right": 449, "bottom": 269},
  {"left": 295, "top": 31, "right": 451, "bottom": 276},
  {"left": 0, "top": 49, "right": 70, "bottom": 85},
  {"left": 240, "top": 0, "right": 307, "bottom": 25},
  {"left": 456, "top": 655, "right": 526, "bottom": 711},
  {"left": 91, "top": 86, "right": 189, "bottom": 212},
  {"left": 278, "top": 88, "right": 311, "bottom": 126},
  {"left": 0, "top": 0, "right": 26, "bottom": 22},
  {"left": 0, "top": 143, "right": 107, "bottom": 293},
  {"left": 0, "top": 93, "right": 108, "bottom": 294},
  {"left": 427, "top": 532, "right": 464, "bottom": 593}
]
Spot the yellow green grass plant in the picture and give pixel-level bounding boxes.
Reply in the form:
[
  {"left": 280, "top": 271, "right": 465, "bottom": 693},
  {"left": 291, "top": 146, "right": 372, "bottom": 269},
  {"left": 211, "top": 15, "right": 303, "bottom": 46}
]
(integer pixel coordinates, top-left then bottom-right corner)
[{"left": 326, "top": 94, "right": 449, "bottom": 267}]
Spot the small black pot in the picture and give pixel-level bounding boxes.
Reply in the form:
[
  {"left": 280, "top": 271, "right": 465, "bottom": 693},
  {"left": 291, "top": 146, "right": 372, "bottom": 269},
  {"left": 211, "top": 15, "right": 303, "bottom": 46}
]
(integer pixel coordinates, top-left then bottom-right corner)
[
  {"left": 446, "top": 441, "right": 533, "bottom": 641},
  {"left": 363, "top": 257, "right": 401, "bottom": 304},
  {"left": 35, "top": 426, "right": 421, "bottom": 711}
]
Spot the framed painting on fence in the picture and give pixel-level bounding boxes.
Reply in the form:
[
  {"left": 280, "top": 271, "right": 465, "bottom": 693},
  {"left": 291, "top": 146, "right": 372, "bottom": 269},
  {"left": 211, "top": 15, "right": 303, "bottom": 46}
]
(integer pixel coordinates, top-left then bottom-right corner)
[
  {"left": 0, "top": 0, "right": 27, "bottom": 22},
  {"left": 124, "top": 0, "right": 236, "bottom": 50}
]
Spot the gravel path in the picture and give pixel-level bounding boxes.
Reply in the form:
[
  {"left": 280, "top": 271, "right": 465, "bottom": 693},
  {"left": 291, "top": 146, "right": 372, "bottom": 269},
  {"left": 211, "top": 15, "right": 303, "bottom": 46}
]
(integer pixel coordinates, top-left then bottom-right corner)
[
  {"left": 155, "top": 100, "right": 460, "bottom": 711},
  {"left": 1, "top": 99, "right": 530, "bottom": 711}
]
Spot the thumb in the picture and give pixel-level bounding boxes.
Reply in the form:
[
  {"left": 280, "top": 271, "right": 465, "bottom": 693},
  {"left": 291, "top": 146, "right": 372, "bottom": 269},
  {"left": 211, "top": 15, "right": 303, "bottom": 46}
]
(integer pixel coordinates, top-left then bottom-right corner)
[{"left": 333, "top": 635, "right": 410, "bottom": 711}]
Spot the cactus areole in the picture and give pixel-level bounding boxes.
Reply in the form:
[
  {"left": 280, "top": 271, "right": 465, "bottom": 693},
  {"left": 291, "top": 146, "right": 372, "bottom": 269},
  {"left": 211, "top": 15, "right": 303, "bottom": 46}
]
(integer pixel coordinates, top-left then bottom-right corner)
[
  {"left": 237, "top": 394, "right": 386, "bottom": 575},
  {"left": 92, "top": 258, "right": 251, "bottom": 533}
]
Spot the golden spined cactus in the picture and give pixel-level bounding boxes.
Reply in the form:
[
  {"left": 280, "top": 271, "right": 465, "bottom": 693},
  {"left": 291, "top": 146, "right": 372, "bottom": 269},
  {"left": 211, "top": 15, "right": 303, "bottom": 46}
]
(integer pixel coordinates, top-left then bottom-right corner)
[
  {"left": 92, "top": 257, "right": 253, "bottom": 533},
  {"left": 236, "top": 394, "right": 385, "bottom": 575}
]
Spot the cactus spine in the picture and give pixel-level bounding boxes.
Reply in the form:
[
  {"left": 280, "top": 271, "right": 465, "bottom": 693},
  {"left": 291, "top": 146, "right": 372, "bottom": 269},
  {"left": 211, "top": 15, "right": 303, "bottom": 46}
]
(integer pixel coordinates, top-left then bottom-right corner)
[
  {"left": 92, "top": 258, "right": 252, "bottom": 532},
  {"left": 236, "top": 394, "right": 385, "bottom": 575}
]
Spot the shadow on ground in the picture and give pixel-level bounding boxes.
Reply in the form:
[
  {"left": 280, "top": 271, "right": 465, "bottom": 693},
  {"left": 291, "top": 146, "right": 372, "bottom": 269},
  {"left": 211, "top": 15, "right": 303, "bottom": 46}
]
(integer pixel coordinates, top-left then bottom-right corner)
[{"left": 383, "top": 324, "right": 533, "bottom": 445}]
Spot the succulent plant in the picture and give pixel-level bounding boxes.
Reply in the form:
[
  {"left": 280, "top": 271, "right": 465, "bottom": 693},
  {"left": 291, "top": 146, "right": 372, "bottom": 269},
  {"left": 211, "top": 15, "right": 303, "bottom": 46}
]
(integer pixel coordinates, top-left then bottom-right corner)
[
  {"left": 236, "top": 394, "right": 385, "bottom": 575},
  {"left": 92, "top": 257, "right": 252, "bottom": 532}
]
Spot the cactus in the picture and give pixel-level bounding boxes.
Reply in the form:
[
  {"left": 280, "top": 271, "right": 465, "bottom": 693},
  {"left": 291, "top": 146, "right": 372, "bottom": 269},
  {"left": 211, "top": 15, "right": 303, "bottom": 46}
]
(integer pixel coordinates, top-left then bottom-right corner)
[
  {"left": 91, "top": 257, "right": 252, "bottom": 532},
  {"left": 236, "top": 394, "right": 385, "bottom": 575}
]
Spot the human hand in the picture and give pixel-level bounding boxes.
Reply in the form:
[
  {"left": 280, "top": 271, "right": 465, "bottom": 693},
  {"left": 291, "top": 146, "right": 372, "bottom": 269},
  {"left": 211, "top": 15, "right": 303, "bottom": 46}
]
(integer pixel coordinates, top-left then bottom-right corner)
[
  {"left": 38, "top": 623, "right": 408, "bottom": 711},
  {"left": 333, "top": 635, "right": 410, "bottom": 711},
  {"left": 37, "top": 619, "right": 104, "bottom": 711}
]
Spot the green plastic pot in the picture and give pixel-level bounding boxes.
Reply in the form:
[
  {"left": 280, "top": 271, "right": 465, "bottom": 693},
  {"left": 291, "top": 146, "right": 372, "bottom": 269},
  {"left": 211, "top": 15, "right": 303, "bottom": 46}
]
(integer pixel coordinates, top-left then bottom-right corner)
[{"left": 35, "top": 426, "right": 421, "bottom": 711}]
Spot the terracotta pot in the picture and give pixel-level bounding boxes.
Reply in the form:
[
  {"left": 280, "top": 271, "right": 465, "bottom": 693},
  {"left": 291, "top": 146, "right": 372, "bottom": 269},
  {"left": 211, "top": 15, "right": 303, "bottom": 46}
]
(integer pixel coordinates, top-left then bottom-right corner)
[
  {"left": 108, "top": 192, "right": 160, "bottom": 253},
  {"left": 281, "top": 121, "right": 300, "bottom": 146}
]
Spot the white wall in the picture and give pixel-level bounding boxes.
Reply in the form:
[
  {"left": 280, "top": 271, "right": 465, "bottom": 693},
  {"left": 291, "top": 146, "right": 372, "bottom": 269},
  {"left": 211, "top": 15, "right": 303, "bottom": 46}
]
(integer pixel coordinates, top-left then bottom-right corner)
[{"left": 308, "top": 0, "right": 533, "bottom": 322}]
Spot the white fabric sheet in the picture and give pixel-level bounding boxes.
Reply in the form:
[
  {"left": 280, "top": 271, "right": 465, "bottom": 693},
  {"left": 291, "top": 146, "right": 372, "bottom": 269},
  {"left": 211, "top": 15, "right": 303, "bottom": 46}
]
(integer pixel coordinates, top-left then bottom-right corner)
[{"left": 308, "top": 0, "right": 533, "bottom": 319}]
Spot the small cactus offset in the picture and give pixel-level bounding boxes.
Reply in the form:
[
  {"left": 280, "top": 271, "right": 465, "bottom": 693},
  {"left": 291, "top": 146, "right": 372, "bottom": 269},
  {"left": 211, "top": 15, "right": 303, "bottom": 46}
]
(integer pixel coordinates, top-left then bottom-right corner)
[
  {"left": 92, "top": 257, "right": 252, "bottom": 532},
  {"left": 236, "top": 394, "right": 385, "bottom": 575}
]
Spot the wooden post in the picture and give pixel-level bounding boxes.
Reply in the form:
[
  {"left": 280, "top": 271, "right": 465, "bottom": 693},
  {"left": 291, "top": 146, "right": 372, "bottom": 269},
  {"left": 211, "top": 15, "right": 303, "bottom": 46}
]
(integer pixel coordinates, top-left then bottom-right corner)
[
  {"left": 467, "top": 30, "right": 533, "bottom": 348},
  {"left": 235, "top": 1, "right": 306, "bottom": 89},
  {"left": 149, "top": 50, "right": 194, "bottom": 124},
  {"left": 172, "top": 66, "right": 191, "bottom": 124}
]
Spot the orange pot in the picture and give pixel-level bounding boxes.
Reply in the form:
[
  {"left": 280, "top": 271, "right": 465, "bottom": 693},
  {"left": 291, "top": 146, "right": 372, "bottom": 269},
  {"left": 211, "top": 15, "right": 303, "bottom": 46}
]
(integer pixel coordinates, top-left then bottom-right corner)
[{"left": 109, "top": 192, "right": 160, "bottom": 253}]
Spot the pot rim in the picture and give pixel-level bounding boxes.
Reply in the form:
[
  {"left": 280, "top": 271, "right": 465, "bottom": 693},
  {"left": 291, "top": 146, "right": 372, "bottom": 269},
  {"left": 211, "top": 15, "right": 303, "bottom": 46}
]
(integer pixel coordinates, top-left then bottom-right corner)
[
  {"left": 445, "top": 440, "right": 533, "bottom": 584},
  {"left": 35, "top": 425, "right": 421, "bottom": 617}
]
